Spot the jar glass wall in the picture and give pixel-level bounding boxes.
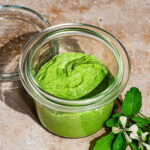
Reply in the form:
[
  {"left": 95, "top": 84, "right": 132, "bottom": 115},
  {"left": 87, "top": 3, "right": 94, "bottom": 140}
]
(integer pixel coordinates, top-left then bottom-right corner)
[
  {"left": 19, "top": 23, "right": 130, "bottom": 138},
  {"left": 0, "top": 5, "right": 50, "bottom": 89}
]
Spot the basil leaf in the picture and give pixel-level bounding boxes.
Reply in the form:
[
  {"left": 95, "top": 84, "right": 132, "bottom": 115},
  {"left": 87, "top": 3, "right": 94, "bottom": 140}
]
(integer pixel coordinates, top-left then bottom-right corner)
[
  {"left": 122, "top": 87, "right": 142, "bottom": 117},
  {"left": 112, "top": 133, "right": 128, "bottom": 150},
  {"left": 93, "top": 132, "right": 115, "bottom": 150}
]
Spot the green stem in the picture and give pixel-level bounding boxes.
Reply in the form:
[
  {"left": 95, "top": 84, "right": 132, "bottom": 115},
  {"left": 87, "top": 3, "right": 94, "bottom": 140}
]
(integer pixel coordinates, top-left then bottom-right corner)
[{"left": 139, "top": 112, "right": 150, "bottom": 121}]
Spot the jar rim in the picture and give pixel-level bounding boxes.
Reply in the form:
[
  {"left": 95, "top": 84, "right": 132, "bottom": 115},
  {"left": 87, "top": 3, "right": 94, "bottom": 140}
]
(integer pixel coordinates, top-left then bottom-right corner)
[
  {"left": 0, "top": 5, "right": 50, "bottom": 81},
  {"left": 19, "top": 23, "right": 131, "bottom": 112}
]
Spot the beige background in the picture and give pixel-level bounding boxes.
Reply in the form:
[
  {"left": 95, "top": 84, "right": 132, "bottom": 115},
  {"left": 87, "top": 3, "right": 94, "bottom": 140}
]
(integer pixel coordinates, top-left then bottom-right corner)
[{"left": 0, "top": 0, "right": 150, "bottom": 150}]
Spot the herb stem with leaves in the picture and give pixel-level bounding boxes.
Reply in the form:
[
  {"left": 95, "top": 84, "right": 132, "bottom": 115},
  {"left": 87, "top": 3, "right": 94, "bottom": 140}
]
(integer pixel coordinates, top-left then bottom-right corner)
[{"left": 93, "top": 87, "right": 150, "bottom": 150}]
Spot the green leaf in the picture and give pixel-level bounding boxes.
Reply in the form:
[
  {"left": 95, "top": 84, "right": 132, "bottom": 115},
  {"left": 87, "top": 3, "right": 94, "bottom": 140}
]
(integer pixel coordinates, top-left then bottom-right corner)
[
  {"left": 106, "top": 113, "right": 122, "bottom": 127},
  {"left": 131, "top": 116, "right": 149, "bottom": 125},
  {"left": 147, "top": 134, "right": 150, "bottom": 144},
  {"left": 131, "top": 116, "right": 148, "bottom": 129},
  {"left": 112, "top": 133, "right": 128, "bottom": 150},
  {"left": 131, "top": 116, "right": 150, "bottom": 131},
  {"left": 122, "top": 87, "right": 142, "bottom": 117},
  {"left": 137, "top": 122, "right": 146, "bottom": 129},
  {"left": 137, "top": 128, "right": 143, "bottom": 134},
  {"left": 130, "top": 143, "right": 141, "bottom": 150},
  {"left": 112, "top": 113, "right": 122, "bottom": 118},
  {"left": 113, "top": 114, "right": 122, "bottom": 126},
  {"left": 93, "top": 132, "right": 115, "bottom": 150},
  {"left": 106, "top": 118, "right": 115, "bottom": 127}
]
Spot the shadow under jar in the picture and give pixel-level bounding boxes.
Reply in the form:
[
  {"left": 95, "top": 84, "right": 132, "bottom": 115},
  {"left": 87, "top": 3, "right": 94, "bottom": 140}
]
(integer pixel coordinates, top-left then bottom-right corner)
[{"left": 19, "top": 23, "right": 131, "bottom": 138}]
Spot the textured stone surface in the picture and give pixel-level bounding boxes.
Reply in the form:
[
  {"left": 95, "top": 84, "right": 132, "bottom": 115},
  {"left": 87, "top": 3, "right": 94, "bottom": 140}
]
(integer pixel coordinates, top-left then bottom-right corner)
[{"left": 0, "top": 0, "right": 150, "bottom": 150}]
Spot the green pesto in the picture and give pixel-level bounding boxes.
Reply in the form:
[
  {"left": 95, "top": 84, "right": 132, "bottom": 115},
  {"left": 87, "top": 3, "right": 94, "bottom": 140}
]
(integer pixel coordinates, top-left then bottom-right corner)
[
  {"left": 35, "top": 52, "right": 115, "bottom": 138},
  {"left": 35, "top": 101, "right": 114, "bottom": 138},
  {"left": 36, "top": 52, "right": 108, "bottom": 100}
]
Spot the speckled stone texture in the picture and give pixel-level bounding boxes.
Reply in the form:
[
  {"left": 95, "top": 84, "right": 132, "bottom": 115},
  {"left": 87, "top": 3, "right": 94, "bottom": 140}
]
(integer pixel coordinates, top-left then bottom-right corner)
[{"left": 0, "top": 0, "right": 150, "bottom": 150}]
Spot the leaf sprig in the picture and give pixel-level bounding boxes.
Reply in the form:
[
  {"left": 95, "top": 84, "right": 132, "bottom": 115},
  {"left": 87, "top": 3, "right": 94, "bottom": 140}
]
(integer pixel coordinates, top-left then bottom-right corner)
[{"left": 93, "top": 87, "right": 150, "bottom": 150}]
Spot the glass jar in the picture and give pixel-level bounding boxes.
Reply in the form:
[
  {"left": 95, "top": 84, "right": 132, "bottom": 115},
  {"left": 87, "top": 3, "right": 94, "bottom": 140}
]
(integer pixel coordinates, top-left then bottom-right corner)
[
  {"left": 19, "top": 23, "right": 130, "bottom": 138},
  {"left": 0, "top": 5, "right": 49, "bottom": 89}
]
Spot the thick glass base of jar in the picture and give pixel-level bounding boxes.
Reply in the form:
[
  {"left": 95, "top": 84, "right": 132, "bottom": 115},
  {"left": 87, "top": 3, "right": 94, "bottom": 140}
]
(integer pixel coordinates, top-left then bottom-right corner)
[{"left": 34, "top": 101, "right": 114, "bottom": 138}]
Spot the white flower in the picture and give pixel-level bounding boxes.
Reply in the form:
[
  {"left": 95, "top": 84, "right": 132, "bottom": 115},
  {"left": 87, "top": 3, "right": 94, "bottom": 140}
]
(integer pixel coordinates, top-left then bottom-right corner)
[
  {"left": 120, "top": 116, "right": 127, "bottom": 128},
  {"left": 112, "top": 127, "right": 122, "bottom": 134},
  {"left": 142, "top": 132, "right": 149, "bottom": 140},
  {"left": 130, "top": 132, "right": 139, "bottom": 141},
  {"left": 127, "top": 124, "right": 138, "bottom": 132},
  {"left": 130, "top": 132, "right": 150, "bottom": 150},
  {"left": 142, "top": 143, "right": 150, "bottom": 150},
  {"left": 112, "top": 116, "right": 138, "bottom": 143}
]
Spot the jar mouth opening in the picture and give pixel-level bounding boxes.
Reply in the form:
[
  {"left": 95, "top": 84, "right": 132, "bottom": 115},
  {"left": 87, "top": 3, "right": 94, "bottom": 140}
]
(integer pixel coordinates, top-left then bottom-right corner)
[
  {"left": 19, "top": 23, "right": 131, "bottom": 109},
  {"left": 0, "top": 5, "right": 50, "bottom": 82}
]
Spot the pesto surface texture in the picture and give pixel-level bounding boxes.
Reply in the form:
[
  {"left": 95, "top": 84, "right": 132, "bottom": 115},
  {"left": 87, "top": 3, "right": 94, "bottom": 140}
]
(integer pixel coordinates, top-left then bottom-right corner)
[{"left": 36, "top": 52, "right": 113, "bottom": 100}]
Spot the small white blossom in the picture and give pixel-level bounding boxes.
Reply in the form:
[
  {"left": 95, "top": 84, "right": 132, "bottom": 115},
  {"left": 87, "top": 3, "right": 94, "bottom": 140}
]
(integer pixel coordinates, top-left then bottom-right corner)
[
  {"left": 124, "top": 132, "right": 132, "bottom": 143},
  {"left": 112, "top": 127, "right": 122, "bottom": 134},
  {"left": 130, "top": 132, "right": 140, "bottom": 141},
  {"left": 142, "top": 143, "right": 150, "bottom": 150},
  {"left": 130, "top": 132, "right": 150, "bottom": 150},
  {"left": 112, "top": 116, "right": 138, "bottom": 143},
  {"left": 126, "top": 124, "right": 138, "bottom": 132},
  {"left": 142, "top": 132, "right": 149, "bottom": 140},
  {"left": 120, "top": 116, "right": 127, "bottom": 128}
]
